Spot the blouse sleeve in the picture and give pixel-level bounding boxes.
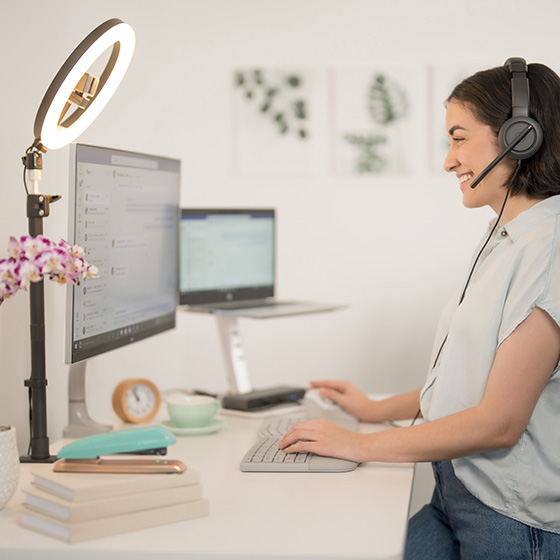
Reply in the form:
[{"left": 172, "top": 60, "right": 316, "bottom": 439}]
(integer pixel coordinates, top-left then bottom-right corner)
[{"left": 498, "top": 223, "right": 560, "bottom": 345}]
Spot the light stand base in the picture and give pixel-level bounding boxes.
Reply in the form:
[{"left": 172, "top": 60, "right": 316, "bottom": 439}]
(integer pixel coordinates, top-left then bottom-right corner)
[{"left": 20, "top": 453, "right": 57, "bottom": 463}]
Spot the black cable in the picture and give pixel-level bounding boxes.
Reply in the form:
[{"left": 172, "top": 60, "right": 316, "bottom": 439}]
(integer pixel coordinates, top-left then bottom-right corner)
[
  {"left": 22, "top": 144, "right": 35, "bottom": 196},
  {"left": 27, "top": 390, "right": 32, "bottom": 455},
  {"left": 410, "top": 407, "right": 422, "bottom": 426},
  {"left": 458, "top": 160, "right": 521, "bottom": 305},
  {"left": 22, "top": 156, "right": 29, "bottom": 196}
]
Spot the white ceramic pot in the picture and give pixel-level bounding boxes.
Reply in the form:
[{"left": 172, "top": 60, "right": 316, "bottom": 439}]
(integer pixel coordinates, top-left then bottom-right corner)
[{"left": 0, "top": 426, "right": 19, "bottom": 509}]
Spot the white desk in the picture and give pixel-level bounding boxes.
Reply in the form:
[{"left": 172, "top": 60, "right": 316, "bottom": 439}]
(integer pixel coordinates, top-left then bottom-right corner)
[{"left": 0, "top": 413, "right": 414, "bottom": 560}]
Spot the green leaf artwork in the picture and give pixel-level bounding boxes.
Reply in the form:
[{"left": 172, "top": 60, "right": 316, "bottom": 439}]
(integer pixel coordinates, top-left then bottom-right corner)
[
  {"left": 368, "top": 74, "right": 409, "bottom": 125},
  {"left": 344, "top": 72, "right": 410, "bottom": 174},
  {"left": 234, "top": 69, "right": 309, "bottom": 140}
]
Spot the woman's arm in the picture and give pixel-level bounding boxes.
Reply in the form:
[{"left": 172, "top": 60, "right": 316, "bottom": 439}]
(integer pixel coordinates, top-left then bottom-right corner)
[
  {"left": 280, "top": 307, "right": 560, "bottom": 463},
  {"left": 309, "top": 380, "right": 422, "bottom": 423}
]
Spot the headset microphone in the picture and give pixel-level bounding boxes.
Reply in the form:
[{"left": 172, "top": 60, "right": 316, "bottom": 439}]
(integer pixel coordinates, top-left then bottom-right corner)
[
  {"left": 471, "top": 57, "right": 543, "bottom": 189},
  {"left": 470, "top": 124, "right": 533, "bottom": 189}
]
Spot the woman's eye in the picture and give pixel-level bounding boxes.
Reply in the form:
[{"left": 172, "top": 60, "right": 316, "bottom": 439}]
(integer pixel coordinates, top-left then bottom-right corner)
[{"left": 451, "top": 136, "right": 465, "bottom": 143}]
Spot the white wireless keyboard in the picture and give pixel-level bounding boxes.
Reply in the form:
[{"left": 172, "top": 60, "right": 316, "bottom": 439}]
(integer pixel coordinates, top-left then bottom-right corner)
[
  {"left": 241, "top": 413, "right": 359, "bottom": 473},
  {"left": 257, "top": 414, "right": 307, "bottom": 437},
  {"left": 240, "top": 436, "right": 358, "bottom": 473}
]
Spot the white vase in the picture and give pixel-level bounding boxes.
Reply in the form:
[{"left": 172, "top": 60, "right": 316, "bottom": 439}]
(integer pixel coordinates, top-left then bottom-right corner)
[{"left": 0, "top": 426, "right": 19, "bottom": 509}]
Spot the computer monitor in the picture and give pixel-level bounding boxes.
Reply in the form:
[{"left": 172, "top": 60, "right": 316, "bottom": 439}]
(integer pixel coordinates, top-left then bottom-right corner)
[
  {"left": 64, "top": 143, "right": 180, "bottom": 436},
  {"left": 179, "top": 208, "right": 275, "bottom": 306}
]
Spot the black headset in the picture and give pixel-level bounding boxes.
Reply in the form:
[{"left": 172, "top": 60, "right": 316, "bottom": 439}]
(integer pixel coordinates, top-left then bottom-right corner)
[{"left": 499, "top": 57, "right": 543, "bottom": 159}]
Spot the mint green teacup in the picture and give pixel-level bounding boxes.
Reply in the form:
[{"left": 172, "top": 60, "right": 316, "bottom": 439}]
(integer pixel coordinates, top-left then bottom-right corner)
[{"left": 166, "top": 395, "right": 221, "bottom": 428}]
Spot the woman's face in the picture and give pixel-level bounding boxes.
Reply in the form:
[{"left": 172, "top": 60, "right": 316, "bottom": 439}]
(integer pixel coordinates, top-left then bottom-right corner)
[{"left": 444, "top": 100, "right": 517, "bottom": 213}]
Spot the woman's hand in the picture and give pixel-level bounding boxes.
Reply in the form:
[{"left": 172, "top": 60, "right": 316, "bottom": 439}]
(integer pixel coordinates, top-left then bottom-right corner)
[
  {"left": 278, "top": 418, "right": 365, "bottom": 463},
  {"left": 310, "top": 382, "right": 423, "bottom": 424},
  {"left": 308, "top": 380, "right": 378, "bottom": 422}
]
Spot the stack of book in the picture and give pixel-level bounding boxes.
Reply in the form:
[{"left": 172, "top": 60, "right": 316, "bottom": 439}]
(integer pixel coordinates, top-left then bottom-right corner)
[{"left": 19, "top": 464, "right": 209, "bottom": 542}]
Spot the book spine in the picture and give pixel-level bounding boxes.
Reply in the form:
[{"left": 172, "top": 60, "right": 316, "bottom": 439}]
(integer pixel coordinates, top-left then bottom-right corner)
[
  {"left": 25, "top": 484, "right": 204, "bottom": 522},
  {"left": 32, "top": 469, "right": 200, "bottom": 501},
  {"left": 20, "top": 499, "right": 210, "bottom": 543}
]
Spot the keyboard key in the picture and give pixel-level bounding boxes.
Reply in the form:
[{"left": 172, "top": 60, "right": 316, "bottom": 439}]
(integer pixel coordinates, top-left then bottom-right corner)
[{"left": 274, "top": 451, "right": 287, "bottom": 463}]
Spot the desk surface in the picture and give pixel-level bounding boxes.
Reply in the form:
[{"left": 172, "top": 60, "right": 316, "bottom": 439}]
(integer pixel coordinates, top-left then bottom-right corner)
[{"left": 0, "top": 412, "right": 414, "bottom": 560}]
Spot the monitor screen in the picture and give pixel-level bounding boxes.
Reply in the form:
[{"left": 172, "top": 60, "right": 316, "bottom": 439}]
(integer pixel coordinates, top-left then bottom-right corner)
[
  {"left": 65, "top": 143, "right": 180, "bottom": 364},
  {"left": 179, "top": 209, "right": 275, "bottom": 306}
]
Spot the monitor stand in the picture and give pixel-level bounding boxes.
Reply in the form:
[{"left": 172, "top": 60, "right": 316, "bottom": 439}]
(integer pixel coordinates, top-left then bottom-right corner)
[
  {"left": 216, "top": 315, "right": 305, "bottom": 411},
  {"left": 63, "top": 361, "right": 113, "bottom": 438},
  {"left": 217, "top": 315, "right": 253, "bottom": 394}
]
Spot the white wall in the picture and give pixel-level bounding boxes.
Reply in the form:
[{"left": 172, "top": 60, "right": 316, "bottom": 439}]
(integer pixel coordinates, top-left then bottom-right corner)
[{"left": 1, "top": 0, "right": 559, "bottom": 456}]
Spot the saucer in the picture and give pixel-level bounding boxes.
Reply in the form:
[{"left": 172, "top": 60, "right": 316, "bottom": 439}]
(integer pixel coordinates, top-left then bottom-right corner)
[{"left": 161, "top": 418, "right": 225, "bottom": 436}]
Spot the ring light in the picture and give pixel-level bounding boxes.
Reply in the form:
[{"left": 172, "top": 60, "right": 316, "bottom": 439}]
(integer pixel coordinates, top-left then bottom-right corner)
[{"left": 33, "top": 18, "right": 135, "bottom": 151}]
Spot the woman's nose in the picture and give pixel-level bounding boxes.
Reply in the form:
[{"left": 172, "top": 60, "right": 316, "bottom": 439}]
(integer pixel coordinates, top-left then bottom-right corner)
[{"left": 443, "top": 145, "right": 458, "bottom": 173}]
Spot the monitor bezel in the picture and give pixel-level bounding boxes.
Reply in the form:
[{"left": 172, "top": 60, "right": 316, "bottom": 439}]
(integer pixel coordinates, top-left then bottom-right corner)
[{"left": 179, "top": 208, "right": 276, "bottom": 306}]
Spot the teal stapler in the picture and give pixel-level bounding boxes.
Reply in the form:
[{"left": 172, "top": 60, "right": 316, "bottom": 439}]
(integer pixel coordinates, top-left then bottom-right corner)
[{"left": 55, "top": 426, "right": 185, "bottom": 473}]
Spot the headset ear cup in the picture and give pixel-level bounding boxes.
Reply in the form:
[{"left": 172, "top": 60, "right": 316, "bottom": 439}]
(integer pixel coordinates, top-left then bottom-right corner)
[{"left": 499, "top": 116, "right": 543, "bottom": 160}]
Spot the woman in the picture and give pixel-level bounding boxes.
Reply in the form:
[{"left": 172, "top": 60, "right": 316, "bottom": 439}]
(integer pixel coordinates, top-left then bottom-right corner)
[{"left": 279, "top": 60, "right": 560, "bottom": 558}]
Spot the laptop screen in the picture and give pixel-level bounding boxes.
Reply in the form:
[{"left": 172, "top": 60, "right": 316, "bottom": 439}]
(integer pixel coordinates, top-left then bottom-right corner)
[{"left": 179, "top": 209, "right": 276, "bottom": 305}]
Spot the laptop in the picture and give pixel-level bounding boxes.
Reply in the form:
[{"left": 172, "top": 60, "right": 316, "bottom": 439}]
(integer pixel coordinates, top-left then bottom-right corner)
[{"left": 179, "top": 208, "right": 344, "bottom": 318}]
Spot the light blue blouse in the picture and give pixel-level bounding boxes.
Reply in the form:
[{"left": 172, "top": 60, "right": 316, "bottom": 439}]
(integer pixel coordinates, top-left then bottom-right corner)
[{"left": 420, "top": 194, "right": 560, "bottom": 533}]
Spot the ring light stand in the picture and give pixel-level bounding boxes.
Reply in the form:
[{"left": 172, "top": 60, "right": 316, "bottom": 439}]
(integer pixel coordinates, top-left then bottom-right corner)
[{"left": 19, "top": 18, "right": 135, "bottom": 462}]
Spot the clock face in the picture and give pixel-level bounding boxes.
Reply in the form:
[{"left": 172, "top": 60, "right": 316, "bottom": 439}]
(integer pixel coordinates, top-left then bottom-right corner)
[
  {"left": 112, "top": 378, "right": 161, "bottom": 423},
  {"left": 125, "top": 383, "right": 157, "bottom": 418}
]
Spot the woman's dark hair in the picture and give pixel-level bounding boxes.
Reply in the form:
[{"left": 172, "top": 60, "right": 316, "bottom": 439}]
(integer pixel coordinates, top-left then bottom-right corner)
[{"left": 447, "top": 63, "right": 560, "bottom": 198}]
